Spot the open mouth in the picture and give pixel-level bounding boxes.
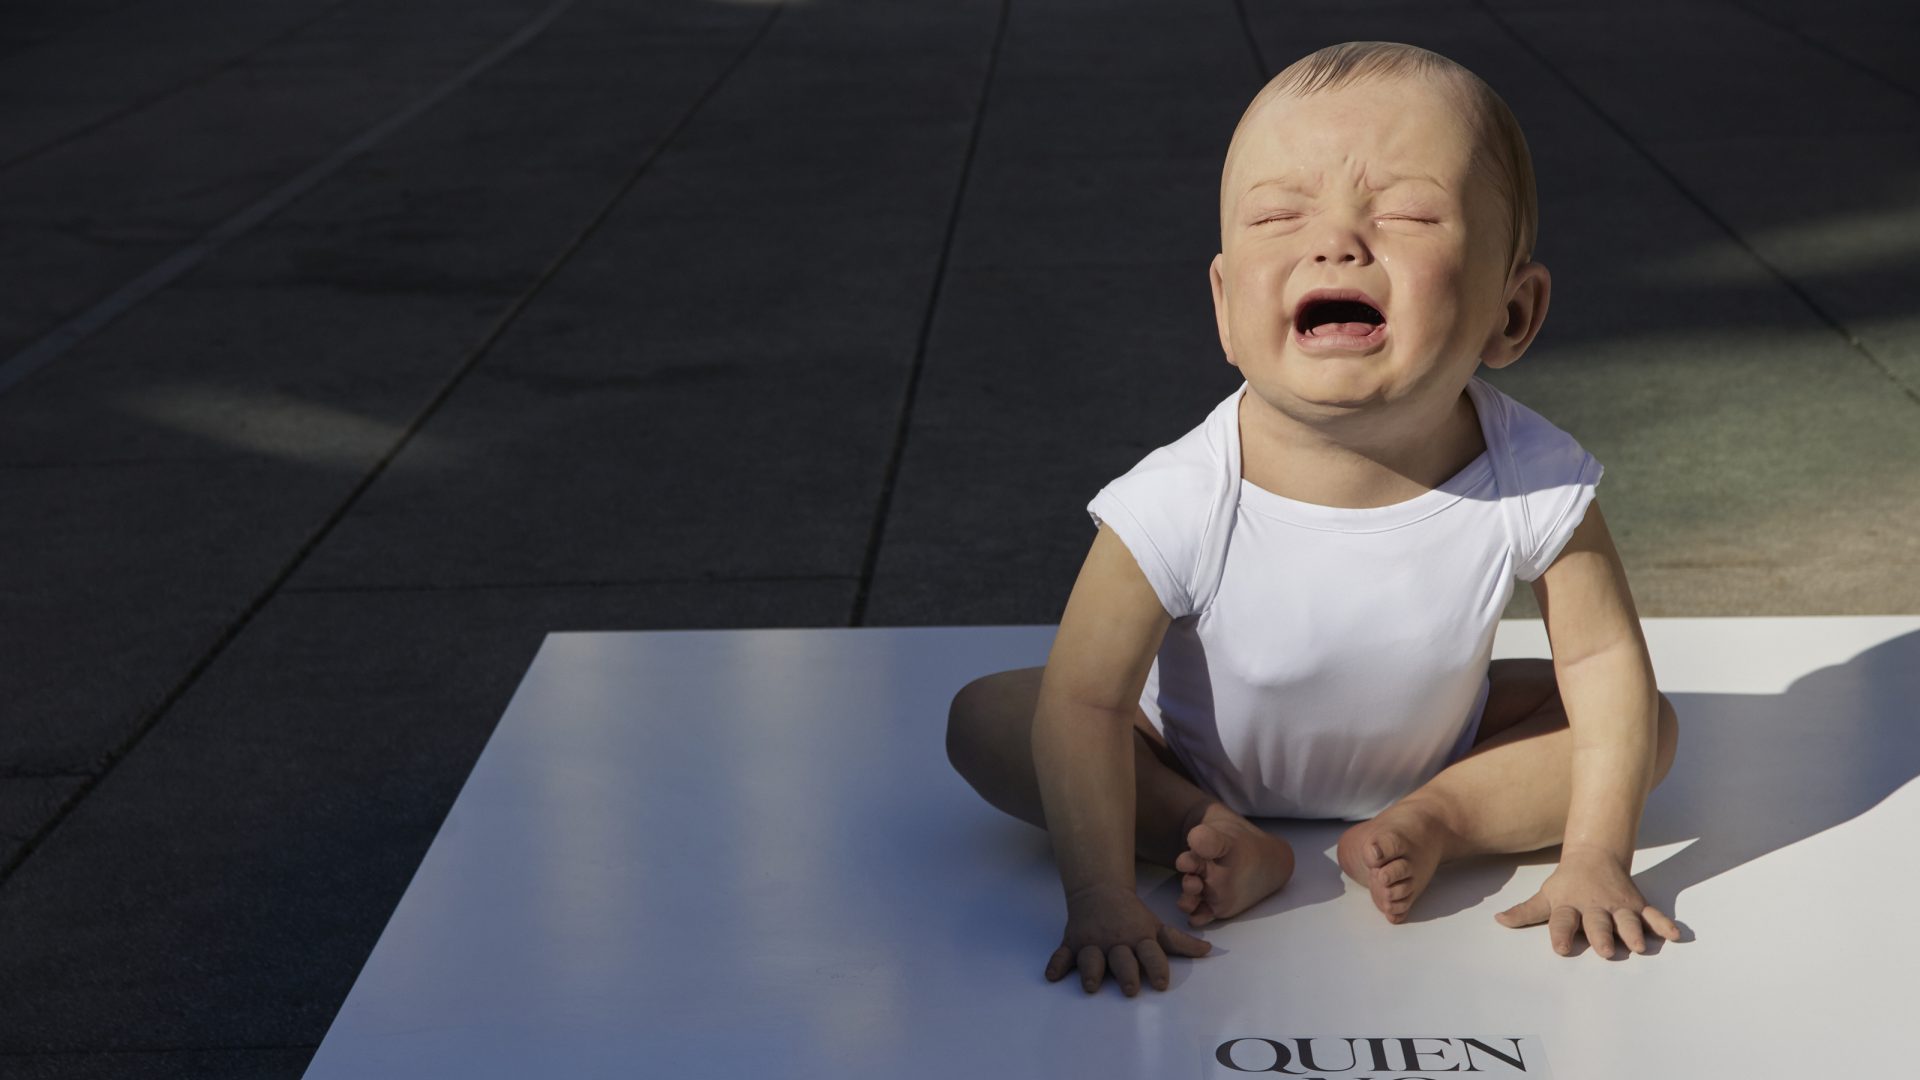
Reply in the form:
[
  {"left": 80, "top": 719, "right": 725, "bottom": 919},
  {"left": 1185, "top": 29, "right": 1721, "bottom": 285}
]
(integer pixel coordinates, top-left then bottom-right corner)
[{"left": 1295, "top": 297, "right": 1385, "bottom": 337}]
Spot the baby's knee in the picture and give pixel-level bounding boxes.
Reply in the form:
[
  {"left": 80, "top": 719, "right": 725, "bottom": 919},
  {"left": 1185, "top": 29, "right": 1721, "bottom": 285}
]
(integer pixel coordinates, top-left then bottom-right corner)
[
  {"left": 946, "top": 677, "right": 991, "bottom": 770},
  {"left": 945, "top": 668, "right": 1030, "bottom": 774},
  {"left": 940, "top": 664, "right": 1036, "bottom": 772}
]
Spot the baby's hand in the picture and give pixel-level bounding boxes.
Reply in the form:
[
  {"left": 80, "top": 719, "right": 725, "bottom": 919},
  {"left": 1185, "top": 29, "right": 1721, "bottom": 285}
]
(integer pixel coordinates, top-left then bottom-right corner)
[
  {"left": 1045, "top": 883, "right": 1212, "bottom": 996},
  {"left": 1494, "top": 847, "right": 1682, "bottom": 958}
]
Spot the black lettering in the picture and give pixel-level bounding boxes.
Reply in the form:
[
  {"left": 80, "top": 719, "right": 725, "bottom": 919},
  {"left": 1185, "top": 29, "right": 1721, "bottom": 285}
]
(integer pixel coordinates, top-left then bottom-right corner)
[
  {"left": 1215, "top": 1038, "right": 1301, "bottom": 1073},
  {"left": 1398, "top": 1037, "right": 1462, "bottom": 1071},
  {"left": 1460, "top": 1037, "right": 1528, "bottom": 1072},
  {"left": 1295, "top": 1037, "right": 1358, "bottom": 1072},
  {"left": 1362, "top": 1037, "right": 1393, "bottom": 1072}
]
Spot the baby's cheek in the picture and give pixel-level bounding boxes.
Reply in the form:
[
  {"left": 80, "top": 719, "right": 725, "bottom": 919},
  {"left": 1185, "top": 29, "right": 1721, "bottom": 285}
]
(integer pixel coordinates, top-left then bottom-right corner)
[
  {"left": 1240, "top": 257, "right": 1288, "bottom": 299},
  {"left": 1400, "top": 262, "right": 1478, "bottom": 324}
]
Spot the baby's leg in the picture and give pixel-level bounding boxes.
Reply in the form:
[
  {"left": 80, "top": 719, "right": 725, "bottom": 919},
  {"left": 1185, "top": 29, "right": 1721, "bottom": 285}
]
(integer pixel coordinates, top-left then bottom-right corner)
[
  {"left": 1337, "top": 657, "right": 1680, "bottom": 923},
  {"left": 947, "top": 667, "right": 1294, "bottom": 925}
]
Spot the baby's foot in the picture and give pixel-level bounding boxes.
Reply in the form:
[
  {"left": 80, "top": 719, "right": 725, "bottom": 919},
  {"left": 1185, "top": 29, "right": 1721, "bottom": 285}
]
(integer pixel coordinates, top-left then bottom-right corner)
[
  {"left": 1336, "top": 800, "right": 1458, "bottom": 924},
  {"left": 1173, "top": 802, "right": 1296, "bottom": 927}
]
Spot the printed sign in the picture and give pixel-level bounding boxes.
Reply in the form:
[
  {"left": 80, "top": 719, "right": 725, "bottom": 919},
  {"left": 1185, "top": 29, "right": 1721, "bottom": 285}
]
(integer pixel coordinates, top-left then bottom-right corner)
[{"left": 1213, "top": 1035, "right": 1551, "bottom": 1077}]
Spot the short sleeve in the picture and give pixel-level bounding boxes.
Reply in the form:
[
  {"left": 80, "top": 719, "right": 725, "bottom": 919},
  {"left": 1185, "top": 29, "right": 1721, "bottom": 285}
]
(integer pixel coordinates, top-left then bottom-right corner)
[
  {"left": 1079, "top": 388, "right": 1238, "bottom": 619},
  {"left": 1501, "top": 397, "right": 1605, "bottom": 582},
  {"left": 1517, "top": 455, "right": 1603, "bottom": 581},
  {"left": 1087, "top": 486, "right": 1193, "bottom": 619}
]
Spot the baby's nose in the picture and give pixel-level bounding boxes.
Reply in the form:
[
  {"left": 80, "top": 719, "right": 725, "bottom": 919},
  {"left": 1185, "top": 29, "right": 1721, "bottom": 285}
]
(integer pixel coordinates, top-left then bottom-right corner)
[
  {"left": 1314, "top": 242, "right": 1363, "bottom": 264},
  {"left": 1312, "top": 222, "right": 1369, "bottom": 264}
]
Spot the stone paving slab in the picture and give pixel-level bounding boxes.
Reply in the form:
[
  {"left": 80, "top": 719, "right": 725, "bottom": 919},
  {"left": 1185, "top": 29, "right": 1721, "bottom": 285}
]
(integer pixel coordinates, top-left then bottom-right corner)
[
  {"left": 288, "top": 349, "right": 903, "bottom": 588},
  {"left": 0, "top": 459, "right": 358, "bottom": 776},
  {"left": 0, "top": 0, "right": 345, "bottom": 165},
  {"left": 288, "top": 3, "right": 996, "bottom": 591},
  {"left": 1736, "top": 0, "right": 1920, "bottom": 97},
  {"left": 1, "top": 1, "right": 146, "bottom": 58},
  {"left": 1494, "top": 2, "right": 1920, "bottom": 141},
  {"left": 0, "top": 0, "right": 559, "bottom": 360},
  {"left": 0, "top": 0, "right": 766, "bottom": 785},
  {"left": 0, "top": 776, "right": 88, "bottom": 869}
]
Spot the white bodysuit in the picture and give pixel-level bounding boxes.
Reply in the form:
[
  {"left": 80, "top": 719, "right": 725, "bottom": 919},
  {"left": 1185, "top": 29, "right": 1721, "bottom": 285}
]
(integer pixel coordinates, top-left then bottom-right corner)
[{"left": 1086, "top": 375, "right": 1603, "bottom": 822}]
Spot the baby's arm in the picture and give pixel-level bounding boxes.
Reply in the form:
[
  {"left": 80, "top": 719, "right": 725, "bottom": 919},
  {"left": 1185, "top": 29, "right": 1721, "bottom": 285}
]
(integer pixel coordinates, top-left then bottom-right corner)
[
  {"left": 1034, "top": 523, "right": 1211, "bottom": 994},
  {"left": 1493, "top": 499, "right": 1684, "bottom": 955}
]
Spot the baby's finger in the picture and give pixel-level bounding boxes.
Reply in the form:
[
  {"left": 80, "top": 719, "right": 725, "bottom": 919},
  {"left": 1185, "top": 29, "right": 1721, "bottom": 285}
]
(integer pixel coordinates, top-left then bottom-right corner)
[
  {"left": 1548, "top": 905, "right": 1580, "bottom": 956},
  {"left": 1045, "top": 945, "right": 1073, "bottom": 982},
  {"left": 1135, "top": 938, "right": 1171, "bottom": 991},
  {"left": 1107, "top": 945, "right": 1142, "bottom": 997},
  {"left": 1495, "top": 891, "right": 1548, "bottom": 928},
  {"left": 1159, "top": 923, "right": 1213, "bottom": 958},
  {"left": 1643, "top": 904, "right": 1682, "bottom": 941},
  {"left": 1614, "top": 908, "right": 1648, "bottom": 954},
  {"left": 1077, "top": 945, "right": 1106, "bottom": 993},
  {"left": 1583, "top": 909, "right": 1616, "bottom": 959}
]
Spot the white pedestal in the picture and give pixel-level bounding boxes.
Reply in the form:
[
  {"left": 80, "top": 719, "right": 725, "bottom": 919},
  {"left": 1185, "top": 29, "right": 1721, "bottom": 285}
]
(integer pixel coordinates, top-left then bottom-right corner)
[{"left": 304, "top": 617, "right": 1920, "bottom": 1079}]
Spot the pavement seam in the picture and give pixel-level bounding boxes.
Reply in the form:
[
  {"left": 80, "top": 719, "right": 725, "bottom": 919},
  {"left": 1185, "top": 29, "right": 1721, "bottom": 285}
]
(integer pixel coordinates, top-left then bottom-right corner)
[
  {"left": 0, "top": 0, "right": 159, "bottom": 62},
  {"left": 0, "top": 0, "right": 357, "bottom": 174},
  {"left": 283, "top": 574, "right": 858, "bottom": 594},
  {"left": 0, "top": 1042, "right": 319, "bottom": 1058},
  {"left": 846, "top": 0, "right": 1010, "bottom": 628},
  {"left": 1722, "top": 0, "right": 1920, "bottom": 105},
  {"left": 0, "top": 0, "right": 580, "bottom": 397},
  {"left": 1228, "top": 0, "right": 1277, "bottom": 82},
  {"left": 0, "top": 1, "right": 788, "bottom": 890},
  {"left": 1472, "top": 0, "right": 1920, "bottom": 413}
]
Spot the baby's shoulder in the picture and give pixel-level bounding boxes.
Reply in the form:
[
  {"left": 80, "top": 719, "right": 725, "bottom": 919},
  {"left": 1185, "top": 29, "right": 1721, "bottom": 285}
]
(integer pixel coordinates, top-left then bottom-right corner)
[
  {"left": 1470, "top": 377, "right": 1598, "bottom": 488},
  {"left": 1086, "top": 398, "right": 1239, "bottom": 619},
  {"left": 1467, "top": 377, "right": 1605, "bottom": 581}
]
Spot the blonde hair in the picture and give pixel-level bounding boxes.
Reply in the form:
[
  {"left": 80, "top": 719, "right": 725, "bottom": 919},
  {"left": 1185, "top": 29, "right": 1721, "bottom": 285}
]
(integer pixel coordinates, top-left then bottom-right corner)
[{"left": 1221, "top": 42, "right": 1538, "bottom": 272}]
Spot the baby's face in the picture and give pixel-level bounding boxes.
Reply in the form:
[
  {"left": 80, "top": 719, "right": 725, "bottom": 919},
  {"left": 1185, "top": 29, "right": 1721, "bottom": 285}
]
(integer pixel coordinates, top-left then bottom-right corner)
[{"left": 1210, "top": 75, "right": 1517, "bottom": 414}]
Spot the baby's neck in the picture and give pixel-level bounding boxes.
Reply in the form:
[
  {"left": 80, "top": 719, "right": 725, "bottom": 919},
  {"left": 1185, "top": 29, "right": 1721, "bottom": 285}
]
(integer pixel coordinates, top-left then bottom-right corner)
[{"left": 1238, "top": 386, "right": 1486, "bottom": 510}]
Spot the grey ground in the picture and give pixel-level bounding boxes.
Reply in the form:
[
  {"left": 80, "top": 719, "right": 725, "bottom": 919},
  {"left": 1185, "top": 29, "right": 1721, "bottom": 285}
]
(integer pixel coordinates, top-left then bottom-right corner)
[{"left": 0, "top": 0, "right": 1915, "bottom": 1075}]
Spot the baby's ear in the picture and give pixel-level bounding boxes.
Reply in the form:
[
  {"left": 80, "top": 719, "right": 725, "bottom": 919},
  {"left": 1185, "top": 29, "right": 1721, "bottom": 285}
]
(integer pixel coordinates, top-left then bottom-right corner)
[
  {"left": 1482, "top": 260, "right": 1551, "bottom": 369},
  {"left": 1209, "top": 253, "right": 1236, "bottom": 366}
]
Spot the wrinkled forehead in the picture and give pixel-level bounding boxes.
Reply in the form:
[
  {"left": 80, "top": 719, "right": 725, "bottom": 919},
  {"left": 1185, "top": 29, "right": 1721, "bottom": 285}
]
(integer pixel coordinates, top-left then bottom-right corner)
[{"left": 1222, "top": 75, "right": 1487, "bottom": 215}]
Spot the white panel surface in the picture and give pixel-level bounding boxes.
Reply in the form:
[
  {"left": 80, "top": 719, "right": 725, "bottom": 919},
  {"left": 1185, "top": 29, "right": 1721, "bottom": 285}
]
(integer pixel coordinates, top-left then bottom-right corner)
[{"left": 305, "top": 617, "right": 1920, "bottom": 1079}]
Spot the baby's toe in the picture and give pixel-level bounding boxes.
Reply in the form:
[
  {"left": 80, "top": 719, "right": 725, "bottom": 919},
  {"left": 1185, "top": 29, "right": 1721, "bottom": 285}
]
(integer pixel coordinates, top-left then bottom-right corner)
[
  {"left": 1384, "top": 880, "right": 1413, "bottom": 902},
  {"left": 1186, "top": 822, "right": 1231, "bottom": 862},
  {"left": 1371, "top": 857, "right": 1412, "bottom": 886},
  {"left": 1175, "top": 851, "right": 1204, "bottom": 876},
  {"left": 1366, "top": 832, "right": 1411, "bottom": 868},
  {"left": 1182, "top": 873, "right": 1204, "bottom": 897}
]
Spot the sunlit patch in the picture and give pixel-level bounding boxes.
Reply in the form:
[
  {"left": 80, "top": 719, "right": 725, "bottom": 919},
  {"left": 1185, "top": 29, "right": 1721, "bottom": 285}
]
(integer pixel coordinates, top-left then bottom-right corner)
[
  {"left": 1647, "top": 204, "right": 1920, "bottom": 284},
  {"left": 117, "top": 385, "right": 459, "bottom": 469}
]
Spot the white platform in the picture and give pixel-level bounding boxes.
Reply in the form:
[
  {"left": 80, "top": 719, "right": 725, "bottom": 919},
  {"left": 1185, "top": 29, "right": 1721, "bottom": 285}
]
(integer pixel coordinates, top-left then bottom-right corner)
[{"left": 304, "top": 617, "right": 1920, "bottom": 1079}]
